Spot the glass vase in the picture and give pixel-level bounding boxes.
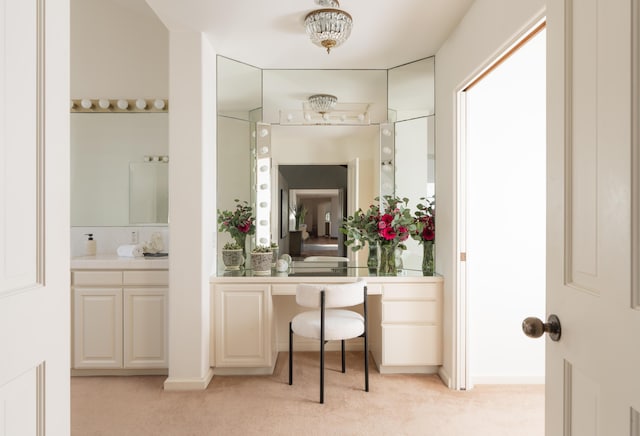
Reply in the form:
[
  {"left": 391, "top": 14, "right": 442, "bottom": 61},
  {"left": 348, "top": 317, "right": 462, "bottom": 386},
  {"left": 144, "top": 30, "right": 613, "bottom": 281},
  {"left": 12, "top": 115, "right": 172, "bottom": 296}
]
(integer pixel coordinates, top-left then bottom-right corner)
[
  {"left": 422, "top": 241, "right": 435, "bottom": 276},
  {"left": 233, "top": 234, "right": 247, "bottom": 267},
  {"left": 367, "top": 242, "right": 378, "bottom": 271},
  {"left": 378, "top": 243, "right": 398, "bottom": 276}
]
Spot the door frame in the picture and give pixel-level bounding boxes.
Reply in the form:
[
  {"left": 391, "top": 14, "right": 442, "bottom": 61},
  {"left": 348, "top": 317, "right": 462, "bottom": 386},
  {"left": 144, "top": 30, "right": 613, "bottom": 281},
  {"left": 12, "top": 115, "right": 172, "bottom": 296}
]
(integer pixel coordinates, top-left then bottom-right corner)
[{"left": 454, "top": 18, "right": 547, "bottom": 390}]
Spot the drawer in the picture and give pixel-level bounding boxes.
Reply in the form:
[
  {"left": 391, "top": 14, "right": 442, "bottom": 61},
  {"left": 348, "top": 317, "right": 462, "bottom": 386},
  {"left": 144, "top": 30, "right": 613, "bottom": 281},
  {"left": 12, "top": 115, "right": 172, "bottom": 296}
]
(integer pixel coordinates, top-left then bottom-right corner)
[
  {"left": 382, "top": 301, "right": 440, "bottom": 323},
  {"left": 271, "top": 284, "right": 296, "bottom": 295},
  {"left": 123, "top": 270, "right": 169, "bottom": 286},
  {"left": 382, "top": 325, "right": 442, "bottom": 366},
  {"left": 73, "top": 271, "right": 123, "bottom": 286},
  {"left": 382, "top": 283, "right": 441, "bottom": 301}
]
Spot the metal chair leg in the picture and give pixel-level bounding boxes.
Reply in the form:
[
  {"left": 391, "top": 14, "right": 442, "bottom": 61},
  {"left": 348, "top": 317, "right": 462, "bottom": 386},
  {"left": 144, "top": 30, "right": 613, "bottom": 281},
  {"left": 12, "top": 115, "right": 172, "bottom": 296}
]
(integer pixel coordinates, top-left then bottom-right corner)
[
  {"left": 320, "top": 291, "right": 325, "bottom": 404},
  {"left": 341, "top": 339, "right": 346, "bottom": 373},
  {"left": 289, "top": 321, "right": 293, "bottom": 386}
]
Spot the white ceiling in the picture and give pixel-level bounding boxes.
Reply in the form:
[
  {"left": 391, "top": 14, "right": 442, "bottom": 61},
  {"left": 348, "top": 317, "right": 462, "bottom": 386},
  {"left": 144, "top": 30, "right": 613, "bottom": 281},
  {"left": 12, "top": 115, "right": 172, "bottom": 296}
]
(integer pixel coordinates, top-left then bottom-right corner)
[{"left": 144, "top": 0, "right": 475, "bottom": 69}]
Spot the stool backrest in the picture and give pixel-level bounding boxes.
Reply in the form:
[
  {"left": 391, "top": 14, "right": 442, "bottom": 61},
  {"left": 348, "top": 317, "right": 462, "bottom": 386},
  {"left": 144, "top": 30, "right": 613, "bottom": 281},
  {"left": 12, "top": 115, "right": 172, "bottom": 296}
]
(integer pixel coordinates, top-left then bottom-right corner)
[{"left": 296, "top": 280, "right": 366, "bottom": 309}]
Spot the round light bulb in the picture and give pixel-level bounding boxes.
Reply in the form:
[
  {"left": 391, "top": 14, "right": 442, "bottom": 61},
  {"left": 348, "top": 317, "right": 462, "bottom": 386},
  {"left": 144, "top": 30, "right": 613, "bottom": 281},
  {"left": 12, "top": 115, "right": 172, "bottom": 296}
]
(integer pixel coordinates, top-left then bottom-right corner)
[
  {"left": 260, "top": 128, "right": 269, "bottom": 137},
  {"left": 382, "top": 146, "right": 392, "bottom": 155},
  {"left": 117, "top": 99, "right": 129, "bottom": 110},
  {"left": 260, "top": 146, "right": 269, "bottom": 154},
  {"left": 98, "top": 99, "right": 110, "bottom": 109},
  {"left": 259, "top": 165, "right": 268, "bottom": 172},
  {"left": 382, "top": 128, "right": 391, "bottom": 136},
  {"left": 260, "top": 184, "right": 268, "bottom": 190},
  {"left": 259, "top": 237, "right": 268, "bottom": 244},
  {"left": 135, "top": 99, "right": 147, "bottom": 110},
  {"left": 259, "top": 220, "right": 268, "bottom": 226},
  {"left": 286, "top": 113, "right": 294, "bottom": 121},
  {"left": 161, "top": 156, "right": 169, "bottom": 163},
  {"left": 259, "top": 202, "right": 268, "bottom": 208},
  {"left": 153, "top": 99, "right": 165, "bottom": 110},
  {"left": 304, "top": 113, "right": 312, "bottom": 121},
  {"left": 80, "top": 99, "right": 92, "bottom": 109},
  {"left": 358, "top": 113, "right": 365, "bottom": 121}
]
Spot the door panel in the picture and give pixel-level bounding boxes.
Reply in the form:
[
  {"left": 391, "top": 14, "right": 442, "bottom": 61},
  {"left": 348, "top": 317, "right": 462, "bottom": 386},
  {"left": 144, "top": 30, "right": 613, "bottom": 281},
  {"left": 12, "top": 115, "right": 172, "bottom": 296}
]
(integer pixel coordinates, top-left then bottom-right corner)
[
  {"left": 547, "top": 0, "right": 640, "bottom": 433},
  {"left": 0, "top": 0, "right": 70, "bottom": 433}
]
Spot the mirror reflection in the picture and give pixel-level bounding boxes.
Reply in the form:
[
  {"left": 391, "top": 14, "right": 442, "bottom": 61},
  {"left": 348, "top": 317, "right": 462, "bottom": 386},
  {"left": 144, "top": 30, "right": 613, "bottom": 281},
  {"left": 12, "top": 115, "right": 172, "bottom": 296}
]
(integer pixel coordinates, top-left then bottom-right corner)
[
  {"left": 217, "top": 56, "right": 435, "bottom": 270},
  {"left": 129, "top": 162, "right": 169, "bottom": 224},
  {"left": 71, "top": 113, "right": 168, "bottom": 226}
]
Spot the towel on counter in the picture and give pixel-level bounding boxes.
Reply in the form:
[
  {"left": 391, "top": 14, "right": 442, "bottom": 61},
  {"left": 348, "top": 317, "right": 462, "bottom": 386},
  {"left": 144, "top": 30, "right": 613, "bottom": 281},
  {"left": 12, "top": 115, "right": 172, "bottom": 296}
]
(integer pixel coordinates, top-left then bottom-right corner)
[{"left": 117, "top": 244, "right": 144, "bottom": 258}]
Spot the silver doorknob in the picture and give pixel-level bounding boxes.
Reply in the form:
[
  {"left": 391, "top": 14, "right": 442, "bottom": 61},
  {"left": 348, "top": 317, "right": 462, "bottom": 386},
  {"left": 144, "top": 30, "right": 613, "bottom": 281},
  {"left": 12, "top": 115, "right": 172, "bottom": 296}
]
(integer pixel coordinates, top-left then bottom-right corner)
[{"left": 522, "top": 314, "right": 561, "bottom": 342}]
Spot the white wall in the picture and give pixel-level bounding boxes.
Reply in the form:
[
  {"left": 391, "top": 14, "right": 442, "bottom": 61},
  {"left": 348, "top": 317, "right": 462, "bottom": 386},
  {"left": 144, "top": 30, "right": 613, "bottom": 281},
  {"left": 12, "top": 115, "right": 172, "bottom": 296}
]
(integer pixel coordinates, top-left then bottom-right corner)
[
  {"left": 71, "top": 0, "right": 168, "bottom": 98},
  {"left": 435, "top": 0, "right": 545, "bottom": 388},
  {"left": 71, "top": 0, "right": 170, "bottom": 251}
]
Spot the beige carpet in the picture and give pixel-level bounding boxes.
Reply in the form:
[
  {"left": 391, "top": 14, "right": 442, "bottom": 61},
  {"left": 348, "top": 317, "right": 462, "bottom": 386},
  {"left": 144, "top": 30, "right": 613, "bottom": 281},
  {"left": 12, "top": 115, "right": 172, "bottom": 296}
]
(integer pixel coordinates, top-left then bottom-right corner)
[{"left": 71, "top": 352, "right": 544, "bottom": 436}]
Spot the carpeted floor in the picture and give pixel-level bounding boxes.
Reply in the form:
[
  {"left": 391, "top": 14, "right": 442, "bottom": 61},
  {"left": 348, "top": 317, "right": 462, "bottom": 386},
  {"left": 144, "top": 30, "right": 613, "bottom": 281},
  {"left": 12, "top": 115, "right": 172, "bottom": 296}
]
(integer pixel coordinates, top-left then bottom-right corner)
[{"left": 71, "top": 351, "right": 544, "bottom": 436}]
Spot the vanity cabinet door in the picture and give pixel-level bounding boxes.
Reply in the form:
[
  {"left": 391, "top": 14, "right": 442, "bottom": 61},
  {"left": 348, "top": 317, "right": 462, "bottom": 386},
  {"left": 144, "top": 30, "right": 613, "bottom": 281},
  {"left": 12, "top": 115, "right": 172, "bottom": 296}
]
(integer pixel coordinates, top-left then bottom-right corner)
[
  {"left": 73, "top": 288, "right": 123, "bottom": 369},
  {"left": 123, "top": 288, "right": 168, "bottom": 369},
  {"left": 214, "top": 284, "right": 273, "bottom": 368}
]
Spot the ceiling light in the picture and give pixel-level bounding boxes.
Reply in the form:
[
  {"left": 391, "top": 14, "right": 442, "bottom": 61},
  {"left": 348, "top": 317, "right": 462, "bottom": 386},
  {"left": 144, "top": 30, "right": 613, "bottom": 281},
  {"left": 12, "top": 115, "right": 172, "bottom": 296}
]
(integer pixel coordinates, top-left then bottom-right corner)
[
  {"left": 308, "top": 94, "right": 337, "bottom": 114},
  {"left": 304, "top": 0, "right": 353, "bottom": 54}
]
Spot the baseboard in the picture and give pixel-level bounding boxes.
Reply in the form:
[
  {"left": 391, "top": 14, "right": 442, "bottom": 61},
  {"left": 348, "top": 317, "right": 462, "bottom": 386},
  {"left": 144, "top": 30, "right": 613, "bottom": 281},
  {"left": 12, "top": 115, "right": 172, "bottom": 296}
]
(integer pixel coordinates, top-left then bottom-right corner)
[
  {"left": 71, "top": 368, "right": 168, "bottom": 377},
  {"left": 377, "top": 365, "right": 440, "bottom": 375},
  {"left": 471, "top": 375, "right": 545, "bottom": 385},
  {"left": 438, "top": 366, "right": 452, "bottom": 388},
  {"left": 163, "top": 368, "right": 215, "bottom": 391}
]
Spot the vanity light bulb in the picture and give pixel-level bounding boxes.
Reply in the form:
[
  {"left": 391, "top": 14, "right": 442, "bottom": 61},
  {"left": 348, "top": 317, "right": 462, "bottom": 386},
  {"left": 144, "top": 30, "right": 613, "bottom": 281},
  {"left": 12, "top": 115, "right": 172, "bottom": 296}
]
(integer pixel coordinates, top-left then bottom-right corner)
[
  {"left": 259, "top": 165, "right": 268, "bottom": 172},
  {"left": 260, "top": 146, "right": 269, "bottom": 154},
  {"left": 286, "top": 113, "right": 294, "bottom": 122},
  {"left": 260, "top": 128, "right": 269, "bottom": 138},
  {"left": 259, "top": 202, "right": 268, "bottom": 208},
  {"left": 382, "top": 164, "right": 392, "bottom": 173},
  {"left": 98, "top": 99, "right": 110, "bottom": 109},
  {"left": 357, "top": 113, "right": 365, "bottom": 121},
  {"left": 80, "top": 99, "right": 92, "bottom": 109},
  {"left": 161, "top": 156, "right": 169, "bottom": 163},
  {"left": 304, "top": 113, "right": 312, "bottom": 121},
  {"left": 153, "top": 99, "right": 165, "bottom": 110},
  {"left": 382, "top": 128, "right": 391, "bottom": 137},
  {"left": 143, "top": 155, "right": 152, "bottom": 162},
  {"left": 382, "top": 146, "right": 392, "bottom": 155},
  {"left": 259, "top": 237, "right": 268, "bottom": 244},
  {"left": 135, "top": 99, "right": 147, "bottom": 110},
  {"left": 259, "top": 220, "right": 268, "bottom": 226},
  {"left": 260, "top": 184, "right": 268, "bottom": 190},
  {"left": 382, "top": 182, "right": 393, "bottom": 191},
  {"left": 117, "top": 99, "right": 129, "bottom": 110}
]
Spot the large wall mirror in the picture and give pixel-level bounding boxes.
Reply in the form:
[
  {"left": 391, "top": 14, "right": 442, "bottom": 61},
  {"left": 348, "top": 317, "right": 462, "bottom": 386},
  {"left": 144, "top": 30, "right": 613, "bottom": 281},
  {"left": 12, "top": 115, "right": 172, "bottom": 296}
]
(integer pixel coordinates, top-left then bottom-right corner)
[
  {"left": 71, "top": 112, "right": 169, "bottom": 226},
  {"left": 216, "top": 56, "right": 435, "bottom": 269}
]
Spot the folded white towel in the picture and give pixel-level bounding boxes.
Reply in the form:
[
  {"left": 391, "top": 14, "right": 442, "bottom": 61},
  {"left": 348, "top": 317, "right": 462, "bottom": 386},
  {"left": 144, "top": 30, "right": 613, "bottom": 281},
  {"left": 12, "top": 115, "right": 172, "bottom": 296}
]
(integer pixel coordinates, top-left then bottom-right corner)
[{"left": 117, "top": 244, "right": 144, "bottom": 258}]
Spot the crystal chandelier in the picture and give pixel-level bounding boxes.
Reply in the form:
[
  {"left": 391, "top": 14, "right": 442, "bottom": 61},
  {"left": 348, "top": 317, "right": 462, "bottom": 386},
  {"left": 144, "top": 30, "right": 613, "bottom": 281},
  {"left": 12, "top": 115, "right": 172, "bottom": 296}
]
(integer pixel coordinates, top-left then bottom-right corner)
[
  {"left": 304, "top": 0, "right": 353, "bottom": 54},
  {"left": 308, "top": 94, "right": 338, "bottom": 114}
]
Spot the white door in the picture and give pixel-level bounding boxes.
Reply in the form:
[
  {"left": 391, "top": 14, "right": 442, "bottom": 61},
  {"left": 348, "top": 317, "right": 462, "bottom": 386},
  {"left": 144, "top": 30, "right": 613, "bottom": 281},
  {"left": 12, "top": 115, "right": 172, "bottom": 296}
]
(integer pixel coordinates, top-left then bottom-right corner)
[
  {"left": 0, "top": 0, "right": 69, "bottom": 434},
  {"left": 545, "top": 0, "right": 640, "bottom": 433}
]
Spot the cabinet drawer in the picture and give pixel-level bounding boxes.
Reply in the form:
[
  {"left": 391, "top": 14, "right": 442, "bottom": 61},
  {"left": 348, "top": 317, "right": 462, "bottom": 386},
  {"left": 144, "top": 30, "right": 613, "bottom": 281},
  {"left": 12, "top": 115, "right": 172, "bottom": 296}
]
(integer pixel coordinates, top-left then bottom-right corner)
[
  {"left": 382, "top": 301, "right": 439, "bottom": 323},
  {"left": 123, "top": 270, "right": 168, "bottom": 286},
  {"left": 73, "top": 271, "right": 123, "bottom": 286},
  {"left": 382, "top": 325, "right": 442, "bottom": 366},
  {"left": 382, "top": 283, "right": 441, "bottom": 301}
]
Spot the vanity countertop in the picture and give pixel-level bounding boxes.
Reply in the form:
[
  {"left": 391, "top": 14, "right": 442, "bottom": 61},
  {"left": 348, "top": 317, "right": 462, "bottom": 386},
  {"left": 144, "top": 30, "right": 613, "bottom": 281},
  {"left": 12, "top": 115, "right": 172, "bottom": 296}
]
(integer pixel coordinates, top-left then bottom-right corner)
[{"left": 71, "top": 255, "right": 169, "bottom": 270}]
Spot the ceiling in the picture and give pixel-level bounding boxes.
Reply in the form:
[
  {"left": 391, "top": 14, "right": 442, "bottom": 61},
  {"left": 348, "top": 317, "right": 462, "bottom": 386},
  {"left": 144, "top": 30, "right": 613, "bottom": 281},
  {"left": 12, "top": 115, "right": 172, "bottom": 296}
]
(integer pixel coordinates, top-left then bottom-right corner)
[{"left": 144, "top": 0, "right": 475, "bottom": 69}]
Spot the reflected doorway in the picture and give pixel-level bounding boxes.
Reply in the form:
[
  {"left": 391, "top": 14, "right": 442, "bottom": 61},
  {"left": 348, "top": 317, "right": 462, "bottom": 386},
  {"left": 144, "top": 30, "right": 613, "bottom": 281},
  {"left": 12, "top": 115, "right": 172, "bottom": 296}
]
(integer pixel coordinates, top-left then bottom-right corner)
[{"left": 279, "top": 165, "right": 347, "bottom": 259}]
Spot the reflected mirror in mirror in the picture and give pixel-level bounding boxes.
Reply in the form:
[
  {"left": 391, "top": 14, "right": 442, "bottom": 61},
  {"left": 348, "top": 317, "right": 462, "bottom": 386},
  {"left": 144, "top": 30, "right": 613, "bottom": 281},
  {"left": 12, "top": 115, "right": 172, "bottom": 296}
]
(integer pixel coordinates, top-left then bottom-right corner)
[
  {"left": 71, "top": 113, "right": 168, "bottom": 226},
  {"left": 129, "top": 162, "right": 169, "bottom": 224},
  {"left": 388, "top": 57, "right": 435, "bottom": 122}
]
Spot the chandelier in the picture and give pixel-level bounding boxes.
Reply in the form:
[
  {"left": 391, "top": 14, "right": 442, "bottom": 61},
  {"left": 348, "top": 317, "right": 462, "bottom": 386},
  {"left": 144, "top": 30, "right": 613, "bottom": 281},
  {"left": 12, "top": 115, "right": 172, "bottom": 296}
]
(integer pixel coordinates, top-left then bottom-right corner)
[
  {"left": 308, "top": 94, "right": 338, "bottom": 114},
  {"left": 304, "top": 0, "right": 353, "bottom": 54}
]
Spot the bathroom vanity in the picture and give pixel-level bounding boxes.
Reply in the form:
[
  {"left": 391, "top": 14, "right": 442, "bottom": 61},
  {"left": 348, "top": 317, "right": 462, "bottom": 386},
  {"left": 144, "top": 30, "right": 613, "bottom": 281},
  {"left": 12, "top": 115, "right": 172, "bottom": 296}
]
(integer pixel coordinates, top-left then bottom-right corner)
[
  {"left": 210, "top": 262, "right": 443, "bottom": 376},
  {"left": 70, "top": 256, "right": 169, "bottom": 375}
]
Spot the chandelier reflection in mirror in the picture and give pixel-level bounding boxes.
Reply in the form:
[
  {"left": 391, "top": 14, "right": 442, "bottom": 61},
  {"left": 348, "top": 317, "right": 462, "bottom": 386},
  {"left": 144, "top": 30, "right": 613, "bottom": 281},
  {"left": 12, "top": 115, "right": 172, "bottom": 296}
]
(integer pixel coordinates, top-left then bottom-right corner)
[
  {"left": 304, "top": 0, "right": 353, "bottom": 54},
  {"left": 308, "top": 94, "right": 337, "bottom": 114}
]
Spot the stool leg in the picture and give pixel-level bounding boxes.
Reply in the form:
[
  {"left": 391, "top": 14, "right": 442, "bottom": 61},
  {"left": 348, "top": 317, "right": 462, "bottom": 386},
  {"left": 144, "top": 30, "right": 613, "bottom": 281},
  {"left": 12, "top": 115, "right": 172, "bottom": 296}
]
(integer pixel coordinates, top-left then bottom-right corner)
[
  {"left": 341, "top": 340, "right": 346, "bottom": 373},
  {"left": 289, "top": 322, "right": 293, "bottom": 385}
]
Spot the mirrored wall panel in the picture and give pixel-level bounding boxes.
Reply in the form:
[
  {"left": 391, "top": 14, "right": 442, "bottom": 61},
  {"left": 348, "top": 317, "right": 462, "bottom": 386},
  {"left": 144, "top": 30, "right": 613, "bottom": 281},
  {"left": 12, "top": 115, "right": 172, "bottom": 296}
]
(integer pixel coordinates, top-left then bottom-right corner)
[
  {"left": 71, "top": 113, "right": 168, "bottom": 226},
  {"left": 388, "top": 57, "right": 435, "bottom": 122}
]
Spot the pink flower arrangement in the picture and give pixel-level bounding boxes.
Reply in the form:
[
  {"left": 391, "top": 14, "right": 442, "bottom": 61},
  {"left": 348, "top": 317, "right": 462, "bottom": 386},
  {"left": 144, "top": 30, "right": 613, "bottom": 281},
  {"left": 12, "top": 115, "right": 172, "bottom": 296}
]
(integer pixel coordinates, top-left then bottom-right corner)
[
  {"left": 217, "top": 199, "right": 256, "bottom": 239},
  {"left": 412, "top": 198, "right": 435, "bottom": 244}
]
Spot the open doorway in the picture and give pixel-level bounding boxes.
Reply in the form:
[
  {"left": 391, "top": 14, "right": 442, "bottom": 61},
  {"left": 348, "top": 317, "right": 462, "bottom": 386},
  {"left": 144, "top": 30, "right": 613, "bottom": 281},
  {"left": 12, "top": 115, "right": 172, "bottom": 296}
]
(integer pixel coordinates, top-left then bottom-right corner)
[{"left": 458, "top": 22, "right": 546, "bottom": 387}]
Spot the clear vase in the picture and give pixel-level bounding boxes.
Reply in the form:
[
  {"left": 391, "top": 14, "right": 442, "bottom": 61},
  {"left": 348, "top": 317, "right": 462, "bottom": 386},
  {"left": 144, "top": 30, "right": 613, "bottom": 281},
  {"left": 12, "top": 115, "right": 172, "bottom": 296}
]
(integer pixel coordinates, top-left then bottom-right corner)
[
  {"left": 233, "top": 234, "right": 247, "bottom": 267},
  {"left": 367, "top": 242, "right": 378, "bottom": 271},
  {"left": 378, "top": 243, "right": 398, "bottom": 276},
  {"left": 422, "top": 241, "right": 434, "bottom": 276}
]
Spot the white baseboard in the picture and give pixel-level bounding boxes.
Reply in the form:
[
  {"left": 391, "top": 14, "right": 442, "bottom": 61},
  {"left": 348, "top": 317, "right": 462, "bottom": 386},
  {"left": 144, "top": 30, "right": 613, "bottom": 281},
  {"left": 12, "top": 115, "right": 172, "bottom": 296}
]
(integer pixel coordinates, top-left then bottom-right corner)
[
  {"left": 470, "top": 375, "right": 545, "bottom": 385},
  {"left": 163, "top": 368, "right": 214, "bottom": 391},
  {"left": 438, "top": 366, "right": 452, "bottom": 388}
]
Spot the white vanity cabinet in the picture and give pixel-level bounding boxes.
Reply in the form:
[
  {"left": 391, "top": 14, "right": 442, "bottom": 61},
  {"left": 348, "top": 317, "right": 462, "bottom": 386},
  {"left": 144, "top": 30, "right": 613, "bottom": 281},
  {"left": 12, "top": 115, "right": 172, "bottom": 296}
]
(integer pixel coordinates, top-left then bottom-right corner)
[
  {"left": 212, "top": 283, "right": 276, "bottom": 374},
  {"left": 71, "top": 269, "right": 169, "bottom": 373},
  {"left": 371, "top": 282, "right": 443, "bottom": 374}
]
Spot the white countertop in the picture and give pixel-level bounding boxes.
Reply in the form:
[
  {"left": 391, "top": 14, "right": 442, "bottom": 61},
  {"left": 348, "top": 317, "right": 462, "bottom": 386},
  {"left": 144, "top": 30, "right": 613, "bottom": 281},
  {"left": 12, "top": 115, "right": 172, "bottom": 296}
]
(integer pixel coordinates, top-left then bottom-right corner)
[{"left": 71, "top": 255, "right": 169, "bottom": 270}]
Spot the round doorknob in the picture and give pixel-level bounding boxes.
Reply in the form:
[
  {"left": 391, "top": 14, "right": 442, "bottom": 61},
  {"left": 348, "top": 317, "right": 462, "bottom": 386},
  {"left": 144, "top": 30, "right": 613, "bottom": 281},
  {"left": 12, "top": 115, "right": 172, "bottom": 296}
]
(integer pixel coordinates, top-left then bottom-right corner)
[{"left": 522, "top": 314, "right": 561, "bottom": 342}]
